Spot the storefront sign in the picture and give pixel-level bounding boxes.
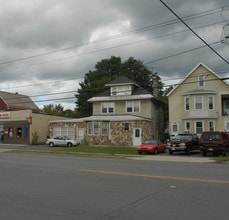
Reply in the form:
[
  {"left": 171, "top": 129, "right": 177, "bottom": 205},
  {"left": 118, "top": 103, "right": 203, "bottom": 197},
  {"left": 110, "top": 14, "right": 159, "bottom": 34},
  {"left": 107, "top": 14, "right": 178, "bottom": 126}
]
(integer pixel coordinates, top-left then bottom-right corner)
[{"left": 0, "top": 112, "right": 11, "bottom": 118}]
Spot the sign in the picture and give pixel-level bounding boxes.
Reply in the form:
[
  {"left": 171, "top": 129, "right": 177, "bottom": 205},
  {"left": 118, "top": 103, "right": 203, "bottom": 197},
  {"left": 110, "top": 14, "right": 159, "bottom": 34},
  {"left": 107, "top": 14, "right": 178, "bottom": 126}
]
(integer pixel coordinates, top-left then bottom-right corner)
[{"left": 0, "top": 112, "right": 11, "bottom": 118}]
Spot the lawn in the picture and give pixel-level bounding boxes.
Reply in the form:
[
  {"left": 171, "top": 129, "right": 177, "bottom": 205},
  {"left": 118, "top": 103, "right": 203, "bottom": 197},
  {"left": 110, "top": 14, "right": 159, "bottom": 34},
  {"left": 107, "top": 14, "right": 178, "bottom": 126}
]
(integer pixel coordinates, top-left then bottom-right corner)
[
  {"left": 54, "top": 145, "right": 138, "bottom": 155},
  {"left": 13, "top": 145, "right": 139, "bottom": 156}
]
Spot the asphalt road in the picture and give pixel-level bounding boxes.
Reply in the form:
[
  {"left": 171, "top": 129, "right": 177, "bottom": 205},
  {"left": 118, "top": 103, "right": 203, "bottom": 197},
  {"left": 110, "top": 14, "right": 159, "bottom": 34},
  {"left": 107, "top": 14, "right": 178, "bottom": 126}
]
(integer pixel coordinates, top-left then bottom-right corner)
[{"left": 0, "top": 152, "right": 228, "bottom": 220}]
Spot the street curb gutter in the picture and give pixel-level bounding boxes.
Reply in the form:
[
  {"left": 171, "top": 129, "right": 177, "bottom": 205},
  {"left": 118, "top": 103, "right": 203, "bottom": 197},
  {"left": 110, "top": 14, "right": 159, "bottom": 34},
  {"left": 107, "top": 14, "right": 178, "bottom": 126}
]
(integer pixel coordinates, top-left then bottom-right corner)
[{"left": 129, "top": 155, "right": 214, "bottom": 163}]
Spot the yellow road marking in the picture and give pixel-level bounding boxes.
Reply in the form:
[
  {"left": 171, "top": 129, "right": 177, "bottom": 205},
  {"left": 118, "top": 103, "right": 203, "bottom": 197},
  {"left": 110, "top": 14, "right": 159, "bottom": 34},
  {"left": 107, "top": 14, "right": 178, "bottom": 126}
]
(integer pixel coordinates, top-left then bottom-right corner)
[{"left": 80, "top": 169, "right": 229, "bottom": 184}]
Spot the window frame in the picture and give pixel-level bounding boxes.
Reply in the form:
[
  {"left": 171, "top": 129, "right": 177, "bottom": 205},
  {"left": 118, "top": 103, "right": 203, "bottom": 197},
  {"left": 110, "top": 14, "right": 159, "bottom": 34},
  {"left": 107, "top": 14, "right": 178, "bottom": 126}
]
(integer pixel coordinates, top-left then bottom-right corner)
[
  {"left": 195, "top": 121, "right": 204, "bottom": 134},
  {"left": 87, "top": 121, "right": 109, "bottom": 136},
  {"left": 208, "top": 96, "right": 214, "bottom": 110},
  {"left": 126, "top": 101, "right": 140, "bottom": 113},
  {"left": 198, "top": 75, "right": 205, "bottom": 87},
  {"left": 184, "top": 97, "right": 190, "bottom": 111},
  {"left": 194, "top": 96, "right": 203, "bottom": 110},
  {"left": 101, "top": 102, "right": 115, "bottom": 114}
]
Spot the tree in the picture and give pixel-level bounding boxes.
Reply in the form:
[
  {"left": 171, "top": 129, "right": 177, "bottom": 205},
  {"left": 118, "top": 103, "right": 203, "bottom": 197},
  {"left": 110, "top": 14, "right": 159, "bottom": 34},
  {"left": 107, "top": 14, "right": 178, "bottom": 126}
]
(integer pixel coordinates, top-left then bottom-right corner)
[
  {"left": 75, "top": 56, "right": 162, "bottom": 117},
  {"left": 42, "top": 104, "right": 64, "bottom": 116}
]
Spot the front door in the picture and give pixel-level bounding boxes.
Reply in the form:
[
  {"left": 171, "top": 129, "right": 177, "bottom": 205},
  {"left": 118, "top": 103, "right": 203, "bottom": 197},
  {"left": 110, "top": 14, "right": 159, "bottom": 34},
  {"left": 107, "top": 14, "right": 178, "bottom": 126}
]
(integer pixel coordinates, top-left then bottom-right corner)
[
  {"left": 133, "top": 128, "right": 142, "bottom": 147},
  {"left": 77, "top": 128, "right": 84, "bottom": 143}
]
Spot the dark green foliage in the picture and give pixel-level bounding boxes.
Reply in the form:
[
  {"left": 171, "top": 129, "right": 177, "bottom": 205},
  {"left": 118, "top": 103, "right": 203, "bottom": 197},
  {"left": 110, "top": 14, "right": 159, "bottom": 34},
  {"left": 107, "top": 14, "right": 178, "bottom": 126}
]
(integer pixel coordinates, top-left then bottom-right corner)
[{"left": 75, "top": 56, "right": 156, "bottom": 117}]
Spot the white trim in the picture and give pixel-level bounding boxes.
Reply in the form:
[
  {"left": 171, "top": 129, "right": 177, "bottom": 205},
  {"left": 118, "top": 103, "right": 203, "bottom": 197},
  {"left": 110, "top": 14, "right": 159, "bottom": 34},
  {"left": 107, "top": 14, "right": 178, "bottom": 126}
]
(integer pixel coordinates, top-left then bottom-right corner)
[{"left": 194, "top": 96, "right": 203, "bottom": 110}]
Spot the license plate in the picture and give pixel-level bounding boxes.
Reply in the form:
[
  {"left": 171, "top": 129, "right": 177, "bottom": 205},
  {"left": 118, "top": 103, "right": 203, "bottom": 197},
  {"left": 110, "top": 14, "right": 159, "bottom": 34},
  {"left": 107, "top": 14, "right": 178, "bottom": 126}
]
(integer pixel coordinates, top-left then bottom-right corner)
[
  {"left": 172, "top": 147, "right": 175, "bottom": 150},
  {"left": 208, "top": 148, "right": 213, "bottom": 151}
]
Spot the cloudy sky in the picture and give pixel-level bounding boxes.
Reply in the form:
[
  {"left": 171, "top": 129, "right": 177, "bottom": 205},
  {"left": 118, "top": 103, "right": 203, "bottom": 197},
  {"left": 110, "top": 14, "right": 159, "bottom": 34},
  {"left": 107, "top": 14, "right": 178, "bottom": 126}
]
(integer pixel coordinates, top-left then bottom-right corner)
[{"left": 0, "top": 0, "right": 229, "bottom": 110}]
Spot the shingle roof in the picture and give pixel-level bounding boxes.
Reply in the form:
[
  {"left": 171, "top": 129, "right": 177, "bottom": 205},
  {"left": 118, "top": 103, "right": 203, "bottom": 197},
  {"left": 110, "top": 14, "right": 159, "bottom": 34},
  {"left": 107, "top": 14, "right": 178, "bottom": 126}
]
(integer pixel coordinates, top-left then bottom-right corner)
[
  {"left": 0, "top": 91, "right": 40, "bottom": 112},
  {"left": 105, "top": 75, "right": 138, "bottom": 87}
]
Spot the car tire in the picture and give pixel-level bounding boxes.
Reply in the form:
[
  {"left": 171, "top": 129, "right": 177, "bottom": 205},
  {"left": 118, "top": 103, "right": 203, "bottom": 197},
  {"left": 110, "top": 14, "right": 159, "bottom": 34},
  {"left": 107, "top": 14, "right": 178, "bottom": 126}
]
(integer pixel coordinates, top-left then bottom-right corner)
[
  {"left": 138, "top": 151, "right": 142, "bottom": 155},
  {"left": 202, "top": 151, "right": 207, "bottom": 156},
  {"left": 169, "top": 149, "right": 173, "bottom": 155},
  {"left": 49, "top": 142, "right": 54, "bottom": 147},
  {"left": 154, "top": 149, "right": 158, "bottom": 155},
  {"left": 67, "top": 142, "right": 73, "bottom": 147}
]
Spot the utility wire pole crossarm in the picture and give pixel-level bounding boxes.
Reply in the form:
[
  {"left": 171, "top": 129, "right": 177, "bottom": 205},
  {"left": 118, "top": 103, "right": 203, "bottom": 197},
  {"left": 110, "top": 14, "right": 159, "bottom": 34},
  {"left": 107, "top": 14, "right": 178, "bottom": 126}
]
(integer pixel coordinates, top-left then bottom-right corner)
[{"left": 159, "top": 0, "right": 229, "bottom": 65}]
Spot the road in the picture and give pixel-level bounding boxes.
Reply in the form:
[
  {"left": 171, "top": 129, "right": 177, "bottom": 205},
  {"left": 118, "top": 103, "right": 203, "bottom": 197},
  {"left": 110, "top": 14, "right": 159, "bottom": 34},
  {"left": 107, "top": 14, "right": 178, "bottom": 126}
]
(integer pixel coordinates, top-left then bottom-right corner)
[{"left": 0, "top": 151, "right": 228, "bottom": 220}]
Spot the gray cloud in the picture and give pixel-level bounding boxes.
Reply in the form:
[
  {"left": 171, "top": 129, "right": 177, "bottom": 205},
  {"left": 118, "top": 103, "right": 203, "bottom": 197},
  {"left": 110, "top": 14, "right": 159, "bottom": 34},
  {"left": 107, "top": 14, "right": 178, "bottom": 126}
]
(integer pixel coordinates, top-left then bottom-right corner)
[{"left": 0, "top": 0, "right": 229, "bottom": 109}]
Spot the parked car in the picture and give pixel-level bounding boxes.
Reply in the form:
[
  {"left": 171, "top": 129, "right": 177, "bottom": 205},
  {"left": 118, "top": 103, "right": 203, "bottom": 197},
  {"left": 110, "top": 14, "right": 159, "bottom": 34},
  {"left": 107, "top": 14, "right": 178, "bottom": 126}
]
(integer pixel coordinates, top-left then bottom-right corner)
[
  {"left": 199, "top": 131, "right": 229, "bottom": 156},
  {"left": 137, "top": 140, "right": 167, "bottom": 154},
  {"left": 168, "top": 133, "right": 199, "bottom": 155},
  {"left": 46, "top": 136, "right": 81, "bottom": 147}
]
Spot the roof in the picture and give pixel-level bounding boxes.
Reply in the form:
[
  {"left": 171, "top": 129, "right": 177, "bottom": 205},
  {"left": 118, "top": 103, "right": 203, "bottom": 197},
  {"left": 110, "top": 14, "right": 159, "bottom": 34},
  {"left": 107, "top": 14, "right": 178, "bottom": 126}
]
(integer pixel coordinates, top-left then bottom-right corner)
[
  {"left": 105, "top": 75, "right": 138, "bottom": 87},
  {"left": 0, "top": 91, "right": 40, "bottom": 112},
  {"left": 88, "top": 75, "right": 153, "bottom": 102},
  {"left": 49, "top": 114, "right": 152, "bottom": 123},
  {"left": 167, "top": 63, "right": 228, "bottom": 96}
]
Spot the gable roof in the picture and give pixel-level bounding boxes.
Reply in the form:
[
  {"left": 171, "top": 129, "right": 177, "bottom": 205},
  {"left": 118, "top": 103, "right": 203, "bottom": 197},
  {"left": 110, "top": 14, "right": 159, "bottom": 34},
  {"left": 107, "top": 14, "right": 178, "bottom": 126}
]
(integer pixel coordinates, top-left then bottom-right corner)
[
  {"left": 88, "top": 75, "right": 153, "bottom": 102},
  {"left": 167, "top": 63, "right": 228, "bottom": 96},
  {"left": 105, "top": 75, "right": 138, "bottom": 87},
  {"left": 0, "top": 91, "right": 40, "bottom": 112}
]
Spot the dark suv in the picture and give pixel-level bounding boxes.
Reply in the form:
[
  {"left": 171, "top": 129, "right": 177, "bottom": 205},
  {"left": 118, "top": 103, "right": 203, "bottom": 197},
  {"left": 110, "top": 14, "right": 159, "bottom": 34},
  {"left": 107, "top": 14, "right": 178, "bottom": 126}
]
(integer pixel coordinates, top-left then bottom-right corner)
[
  {"left": 199, "top": 131, "right": 229, "bottom": 156},
  {"left": 169, "top": 133, "right": 199, "bottom": 155}
]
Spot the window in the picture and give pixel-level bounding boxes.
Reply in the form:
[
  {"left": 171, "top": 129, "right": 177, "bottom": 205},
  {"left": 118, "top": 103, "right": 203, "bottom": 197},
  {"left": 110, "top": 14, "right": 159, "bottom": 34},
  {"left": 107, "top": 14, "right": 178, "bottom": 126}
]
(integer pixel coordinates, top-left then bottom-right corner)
[
  {"left": 195, "top": 96, "right": 203, "bottom": 110},
  {"left": 124, "top": 123, "right": 129, "bottom": 131},
  {"left": 172, "top": 124, "right": 178, "bottom": 133},
  {"left": 87, "top": 122, "right": 93, "bottom": 135},
  {"left": 126, "top": 101, "right": 140, "bottom": 113},
  {"left": 185, "top": 121, "right": 190, "bottom": 132},
  {"left": 225, "top": 121, "right": 229, "bottom": 131},
  {"left": 17, "top": 128, "right": 22, "bottom": 137},
  {"left": 87, "top": 122, "right": 109, "bottom": 136},
  {"left": 185, "top": 97, "right": 189, "bottom": 110},
  {"left": 198, "top": 75, "right": 205, "bottom": 87},
  {"left": 209, "top": 121, "right": 215, "bottom": 131},
  {"left": 101, "top": 102, "right": 114, "bottom": 114},
  {"left": 208, "top": 96, "right": 214, "bottom": 110},
  {"left": 195, "top": 121, "right": 203, "bottom": 134}
]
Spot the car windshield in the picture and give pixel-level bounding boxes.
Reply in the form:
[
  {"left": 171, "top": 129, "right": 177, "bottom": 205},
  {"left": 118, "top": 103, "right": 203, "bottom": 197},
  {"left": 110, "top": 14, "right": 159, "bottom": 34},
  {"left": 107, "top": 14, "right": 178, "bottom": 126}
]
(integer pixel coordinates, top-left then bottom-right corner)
[
  {"left": 144, "top": 140, "right": 158, "bottom": 144},
  {"left": 175, "top": 134, "right": 192, "bottom": 141}
]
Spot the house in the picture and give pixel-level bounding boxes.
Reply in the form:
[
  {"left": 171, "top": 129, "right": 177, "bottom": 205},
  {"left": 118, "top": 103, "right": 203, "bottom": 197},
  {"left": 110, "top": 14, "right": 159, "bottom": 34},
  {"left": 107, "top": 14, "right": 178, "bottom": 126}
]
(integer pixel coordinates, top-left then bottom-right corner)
[
  {"left": 0, "top": 91, "right": 69, "bottom": 145},
  {"left": 48, "top": 76, "right": 165, "bottom": 147},
  {"left": 0, "top": 91, "right": 40, "bottom": 112},
  {"left": 167, "top": 63, "right": 229, "bottom": 137}
]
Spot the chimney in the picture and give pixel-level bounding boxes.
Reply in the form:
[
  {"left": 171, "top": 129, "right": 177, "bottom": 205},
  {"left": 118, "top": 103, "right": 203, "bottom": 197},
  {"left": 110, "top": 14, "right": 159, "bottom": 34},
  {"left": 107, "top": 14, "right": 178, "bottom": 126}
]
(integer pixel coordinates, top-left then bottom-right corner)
[{"left": 152, "top": 75, "right": 159, "bottom": 97}]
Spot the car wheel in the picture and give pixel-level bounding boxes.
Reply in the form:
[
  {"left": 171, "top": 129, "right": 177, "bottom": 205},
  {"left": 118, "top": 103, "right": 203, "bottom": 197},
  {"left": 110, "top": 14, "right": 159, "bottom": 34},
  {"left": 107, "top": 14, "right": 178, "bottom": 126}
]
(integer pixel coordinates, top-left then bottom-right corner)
[
  {"left": 202, "top": 151, "right": 207, "bottom": 156},
  {"left": 67, "top": 142, "right": 73, "bottom": 147},
  {"left": 49, "top": 142, "right": 54, "bottom": 147},
  {"left": 169, "top": 149, "right": 173, "bottom": 155},
  {"left": 154, "top": 148, "right": 158, "bottom": 155},
  {"left": 186, "top": 147, "right": 191, "bottom": 155},
  {"left": 138, "top": 151, "right": 142, "bottom": 155}
]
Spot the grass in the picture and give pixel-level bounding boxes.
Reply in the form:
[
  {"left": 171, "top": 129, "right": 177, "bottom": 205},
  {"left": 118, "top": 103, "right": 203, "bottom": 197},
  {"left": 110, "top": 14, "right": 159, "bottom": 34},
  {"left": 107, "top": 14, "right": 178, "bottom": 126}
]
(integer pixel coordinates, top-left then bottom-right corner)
[
  {"left": 12, "top": 145, "right": 139, "bottom": 157},
  {"left": 212, "top": 156, "right": 229, "bottom": 163}
]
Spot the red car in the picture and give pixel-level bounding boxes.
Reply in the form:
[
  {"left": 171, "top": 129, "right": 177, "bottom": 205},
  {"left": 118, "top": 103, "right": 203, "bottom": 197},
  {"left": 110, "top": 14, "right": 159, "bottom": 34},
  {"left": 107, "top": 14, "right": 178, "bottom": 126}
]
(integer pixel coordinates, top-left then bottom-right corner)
[{"left": 137, "top": 140, "right": 167, "bottom": 154}]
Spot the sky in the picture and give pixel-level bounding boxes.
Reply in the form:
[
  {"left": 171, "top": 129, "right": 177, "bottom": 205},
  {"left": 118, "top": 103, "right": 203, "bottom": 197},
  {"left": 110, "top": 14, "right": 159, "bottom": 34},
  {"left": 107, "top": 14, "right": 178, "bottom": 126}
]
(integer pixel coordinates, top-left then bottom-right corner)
[{"left": 0, "top": 0, "right": 229, "bottom": 110}]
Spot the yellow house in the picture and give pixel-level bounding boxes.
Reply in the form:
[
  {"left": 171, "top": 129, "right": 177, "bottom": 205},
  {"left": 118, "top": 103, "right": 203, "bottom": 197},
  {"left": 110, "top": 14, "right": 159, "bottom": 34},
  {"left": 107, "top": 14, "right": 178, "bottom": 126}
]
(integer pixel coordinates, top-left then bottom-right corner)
[{"left": 167, "top": 63, "right": 229, "bottom": 137}]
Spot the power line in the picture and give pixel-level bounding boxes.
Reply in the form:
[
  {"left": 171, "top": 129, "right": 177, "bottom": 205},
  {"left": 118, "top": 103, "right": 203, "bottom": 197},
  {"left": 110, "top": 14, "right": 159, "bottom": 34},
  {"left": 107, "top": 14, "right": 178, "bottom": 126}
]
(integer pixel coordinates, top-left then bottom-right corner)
[
  {"left": 159, "top": 0, "right": 229, "bottom": 65},
  {"left": 0, "top": 6, "right": 227, "bottom": 67}
]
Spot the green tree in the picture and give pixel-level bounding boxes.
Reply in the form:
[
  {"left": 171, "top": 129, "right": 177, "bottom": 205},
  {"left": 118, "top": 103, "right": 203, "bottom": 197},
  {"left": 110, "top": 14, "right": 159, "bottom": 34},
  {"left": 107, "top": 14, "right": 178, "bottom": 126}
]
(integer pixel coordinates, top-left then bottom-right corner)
[
  {"left": 43, "top": 104, "right": 64, "bottom": 116},
  {"left": 76, "top": 56, "right": 161, "bottom": 117}
]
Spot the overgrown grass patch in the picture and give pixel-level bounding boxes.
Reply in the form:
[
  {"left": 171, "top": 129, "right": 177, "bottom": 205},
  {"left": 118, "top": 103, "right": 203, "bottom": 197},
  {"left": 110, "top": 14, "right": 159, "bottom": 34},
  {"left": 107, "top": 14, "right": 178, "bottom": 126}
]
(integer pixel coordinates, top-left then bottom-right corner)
[
  {"left": 54, "top": 145, "right": 138, "bottom": 155},
  {"left": 212, "top": 156, "right": 229, "bottom": 163},
  {"left": 12, "top": 145, "right": 139, "bottom": 156}
]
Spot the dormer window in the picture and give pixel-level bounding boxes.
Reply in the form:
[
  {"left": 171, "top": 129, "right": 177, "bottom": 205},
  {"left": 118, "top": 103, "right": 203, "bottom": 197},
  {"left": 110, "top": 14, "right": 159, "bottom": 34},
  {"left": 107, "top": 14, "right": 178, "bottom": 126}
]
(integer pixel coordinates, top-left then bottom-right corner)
[
  {"left": 198, "top": 75, "right": 205, "bottom": 87},
  {"left": 111, "top": 85, "right": 132, "bottom": 96}
]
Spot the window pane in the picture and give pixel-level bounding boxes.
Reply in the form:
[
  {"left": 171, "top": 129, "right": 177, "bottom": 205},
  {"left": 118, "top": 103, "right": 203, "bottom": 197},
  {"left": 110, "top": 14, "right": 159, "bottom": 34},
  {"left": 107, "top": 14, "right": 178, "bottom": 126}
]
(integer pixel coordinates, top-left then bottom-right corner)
[
  {"left": 134, "top": 101, "right": 140, "bottom": 112},
  {"left": 195, "top": 97, "right": 202, "bottom": 109}
]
